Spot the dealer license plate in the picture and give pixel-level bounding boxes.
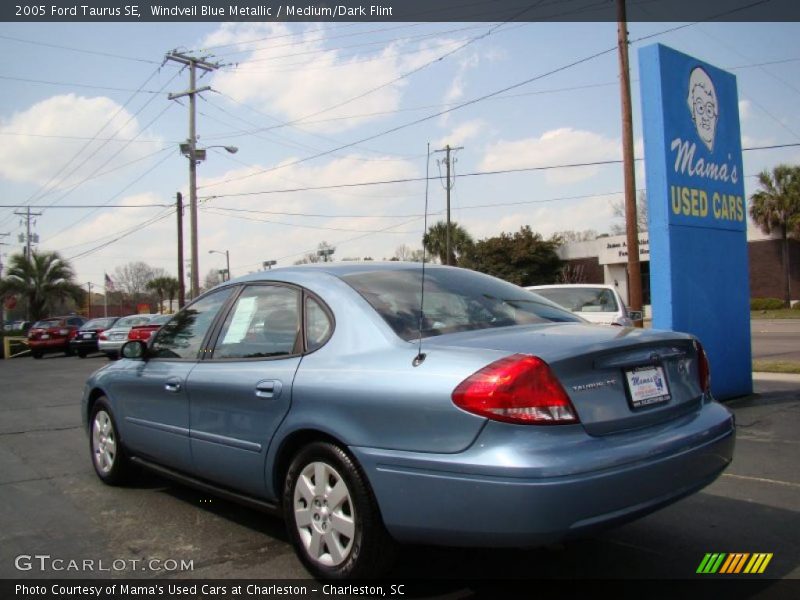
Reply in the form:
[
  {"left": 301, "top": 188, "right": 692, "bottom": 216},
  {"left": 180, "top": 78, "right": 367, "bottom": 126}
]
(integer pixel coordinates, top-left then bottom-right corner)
[
  {"left": 40, "top": 334, "right": 50, "bottom": 340},
  {"left": 83, "top": 333, "right": 92, "bottom": 339},
  {"left": 625, "top": 365, "right": 670, "bottom": 408}
]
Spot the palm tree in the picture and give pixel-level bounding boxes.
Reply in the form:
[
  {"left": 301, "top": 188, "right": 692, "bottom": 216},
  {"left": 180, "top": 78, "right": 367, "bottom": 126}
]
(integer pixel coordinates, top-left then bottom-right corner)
[
  {"left": 0, "top": 251, "right": 85, "bottom": 321},
  {"left": 422, "top": 221, "right": 474, "bottom": 265},
  {"left": 146, "top": 276, "right": 175, "bottom": 314},
  {"left": 163, "top": 277, "right": 180, "bottom": 313},
  {"left": 749, "top": 164, "right": 800, "bottom": 307}
]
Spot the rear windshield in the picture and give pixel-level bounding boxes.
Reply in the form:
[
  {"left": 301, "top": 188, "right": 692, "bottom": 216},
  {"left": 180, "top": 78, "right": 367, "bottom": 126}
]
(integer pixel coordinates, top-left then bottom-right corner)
[
  {"left": 33, "top": 319, "right": 61, "bottom": 328},
  {"left": 83, "top": 318, "right": 117, "bottom": 329},
  {"left": 341, "top": 268, "right": 581, "bottom": 341},
  {"left": 534, "top": 287, "right": 620, "bottom": 314},
  {"left": 115, "top": 315, "right": 152, "bottom": 328}
]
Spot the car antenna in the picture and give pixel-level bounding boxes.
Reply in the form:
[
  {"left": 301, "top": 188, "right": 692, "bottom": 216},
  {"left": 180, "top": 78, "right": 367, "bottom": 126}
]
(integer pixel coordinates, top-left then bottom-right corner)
[{"left": 413, "top": 143, "right": 430, "bottom": 368}]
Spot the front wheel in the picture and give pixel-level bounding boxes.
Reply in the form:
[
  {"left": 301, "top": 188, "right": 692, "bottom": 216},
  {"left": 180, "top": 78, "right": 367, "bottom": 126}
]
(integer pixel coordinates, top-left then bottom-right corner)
[
  {"left": 283, "top": 442, "right": 396, "bottom": 579},
  {"left": 90, "top": 398, "right": 131, "bottom": 485}
]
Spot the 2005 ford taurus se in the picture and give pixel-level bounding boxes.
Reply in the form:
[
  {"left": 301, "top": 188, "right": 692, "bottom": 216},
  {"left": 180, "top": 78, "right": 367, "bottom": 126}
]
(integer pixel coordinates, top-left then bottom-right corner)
[{"left": 82, "top": 263, "right": 734, "bottom": 579}]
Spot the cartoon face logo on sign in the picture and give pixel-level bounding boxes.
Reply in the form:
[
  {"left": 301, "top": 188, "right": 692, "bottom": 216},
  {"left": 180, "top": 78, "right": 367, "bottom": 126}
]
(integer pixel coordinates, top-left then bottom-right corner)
[{"left": 687, "top": 67, "right": 718, "bottom": 152}]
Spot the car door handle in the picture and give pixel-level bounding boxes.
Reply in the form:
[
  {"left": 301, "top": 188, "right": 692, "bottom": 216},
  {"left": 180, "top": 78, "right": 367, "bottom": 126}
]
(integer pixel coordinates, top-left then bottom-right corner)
[
  {"left": 164, "top": 379, "right": 182, "bottom": 393},
  {"left": 255, "top": 380, "right": 282, "bottom": 399}
]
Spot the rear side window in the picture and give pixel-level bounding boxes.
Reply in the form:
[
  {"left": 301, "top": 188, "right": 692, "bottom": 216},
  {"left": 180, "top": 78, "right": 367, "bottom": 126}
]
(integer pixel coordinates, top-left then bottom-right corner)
[
  {"left": 342, "top": 268, "right": 581, "bottom": 341},
  {"left": 213, "top": 285, "right": 301, "bottom": 359},
  {"left": 305, "top": 296, "right": 333, "bottom": 352}
]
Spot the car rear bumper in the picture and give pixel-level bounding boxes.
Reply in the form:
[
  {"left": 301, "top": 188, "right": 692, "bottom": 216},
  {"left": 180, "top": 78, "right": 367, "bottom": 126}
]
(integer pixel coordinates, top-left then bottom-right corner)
[
  {"left": 351, "top": 400, "right": 734, "bottom": 546},
  {"left": 98, "top": 339, "right": 125, "bottom": 354},
  {"left": 70, "top": 339, "right": 98, "bottom": 351},
  {"left": 29, "top": 338, "right": 68, "bottom": 351}
]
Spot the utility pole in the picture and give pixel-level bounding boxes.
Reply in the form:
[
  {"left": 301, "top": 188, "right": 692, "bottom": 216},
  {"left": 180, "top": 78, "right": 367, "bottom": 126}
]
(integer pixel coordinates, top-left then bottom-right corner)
[
  {"left": 85, "top": 282, "right": 93, "bottom": 317},
  {"left": 166, "top": 51, "right": 219, "bottom": 300},
  {"left": 434, "top": 144, "right": 463, "bottom": 265},
  {"left": 617, "top": 0, "right": 643, "bottom": 325},
  {"left": 176, "top": 192, "right": 186, "bottom": 309},
  {"left": 0, "top": 234, "right": 8, "bottom": 330},
  {"left": 14, "top": 207, "right": 42, "bottom": 259}
]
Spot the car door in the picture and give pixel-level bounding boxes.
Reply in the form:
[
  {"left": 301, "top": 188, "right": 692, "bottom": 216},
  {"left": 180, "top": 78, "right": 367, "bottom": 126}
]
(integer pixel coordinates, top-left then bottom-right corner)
[
  {"left": 115, "top": 287, "right": 235, "bottom": 472},
  {"left": 187, "top": 284, "right": 308, "bottom": 498}
]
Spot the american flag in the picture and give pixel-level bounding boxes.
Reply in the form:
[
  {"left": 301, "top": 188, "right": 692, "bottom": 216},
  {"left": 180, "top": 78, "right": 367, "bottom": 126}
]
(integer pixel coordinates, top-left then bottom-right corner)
[{"left": 104, "top": 273, "right": 115, "bottom": 292}]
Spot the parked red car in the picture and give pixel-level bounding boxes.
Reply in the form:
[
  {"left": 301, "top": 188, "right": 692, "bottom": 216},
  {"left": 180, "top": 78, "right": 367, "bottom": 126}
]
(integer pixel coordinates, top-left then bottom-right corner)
[
  {"left": 28, "top": 316, "right": 87, "bottom": 359},
  {"left": 127, "top": 314, "right": 172, "bottom": 342}
]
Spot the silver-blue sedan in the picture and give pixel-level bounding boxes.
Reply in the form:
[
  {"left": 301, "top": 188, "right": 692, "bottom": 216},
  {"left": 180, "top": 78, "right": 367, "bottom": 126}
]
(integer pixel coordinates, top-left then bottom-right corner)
[{"left": 81, "top": 263, "right": 734, "bottom": 579}]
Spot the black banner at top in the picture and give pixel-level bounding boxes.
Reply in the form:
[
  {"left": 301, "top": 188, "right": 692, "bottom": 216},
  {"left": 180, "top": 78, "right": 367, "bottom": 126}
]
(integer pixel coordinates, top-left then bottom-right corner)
[{"left": 3, "top": 0, "right": 800, "bottom": 23}]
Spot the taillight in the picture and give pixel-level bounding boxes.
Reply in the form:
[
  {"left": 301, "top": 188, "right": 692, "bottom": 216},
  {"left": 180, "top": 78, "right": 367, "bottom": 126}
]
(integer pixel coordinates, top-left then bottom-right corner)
[
  {"left": 452, "top": 354, "right": 579, "bottom": 425},
  {"left": 99, "top": 332, "right": 108, "bottom": 341},
  {"left": 695, "top": 340, "right": 711, "bottom": 393}
]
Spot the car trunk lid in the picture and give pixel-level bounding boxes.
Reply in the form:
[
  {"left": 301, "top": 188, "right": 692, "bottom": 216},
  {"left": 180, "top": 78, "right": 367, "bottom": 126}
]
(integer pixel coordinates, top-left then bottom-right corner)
[{"left": 426, "top": 323, "right": 704, "bottom": 436}]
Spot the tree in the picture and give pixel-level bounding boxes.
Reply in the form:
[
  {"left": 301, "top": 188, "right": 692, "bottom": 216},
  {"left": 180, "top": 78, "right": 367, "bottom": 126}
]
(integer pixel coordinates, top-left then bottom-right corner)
[
  {"left": 295, "top": 241, "right": 336, "bottom": 265},
  {"left": 163, "top": 277, "right": 180, "bottom": 313},
  {"left": 749, "top": 164, "right": 800, "bottom": 307},
  {"left": 113, "top": 262, "right": 162, "bottom": 304},
  {"left": 552, "top": 229, "right": 599, "bottom": 244},
  {"left": 610, "top": 190, "right": 649, "bottom": 235},
  {"left": 0, "top": 250, "right": 85, "bottom": 321},
  {"left": 146, "top": 276, "right": 179, "bottom": 313},
  {"left": 393, "top": 244, "right": 425, "bottom": 262},
  {"left": 423, "top": 221, "right": 474, "bottom": 265},
  {"left": 463, "top": 226, "right": 562, "bottom": 286}
]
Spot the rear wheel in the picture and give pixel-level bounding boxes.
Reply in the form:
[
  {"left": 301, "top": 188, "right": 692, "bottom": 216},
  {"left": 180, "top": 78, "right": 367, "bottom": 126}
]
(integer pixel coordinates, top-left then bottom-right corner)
[
  {"left": 283, "top": 442, "right": 396, "bottom": 579},
  {"left": 90, "top": 398, "right": 131, "bottom": 485},
  {"left": 77, "top": 351, "right": 87, "bottom": 358},
  {"left": 31, "top": 351, "right": 43, "bottom": 359}
]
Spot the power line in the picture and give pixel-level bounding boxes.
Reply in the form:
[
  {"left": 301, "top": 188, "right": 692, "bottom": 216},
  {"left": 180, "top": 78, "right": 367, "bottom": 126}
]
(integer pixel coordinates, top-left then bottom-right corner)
[
  {"left": 0, "top": 33, "right": 162, "bottom": 64},
  {"left": 198, "top": 142, "right": 800, "bottom": 200},
  {"left": 200, "top": 44, "right": 620, "bottom": 191},
  {"left": 0, "top": 74, "right": 162, "bottom": 94}
]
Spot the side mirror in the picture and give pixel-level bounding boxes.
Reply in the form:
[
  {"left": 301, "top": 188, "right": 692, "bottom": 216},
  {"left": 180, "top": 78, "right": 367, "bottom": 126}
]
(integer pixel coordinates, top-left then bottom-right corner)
[
  {"left": 121, "top": 340, "right": 148, "bottom": 360},
  {"left": 628, "top": 310, "right": 644, "bottom": 322}
]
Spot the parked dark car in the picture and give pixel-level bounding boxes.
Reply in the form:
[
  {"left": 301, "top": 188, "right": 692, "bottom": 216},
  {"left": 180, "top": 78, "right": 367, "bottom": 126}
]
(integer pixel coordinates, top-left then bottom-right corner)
[
  {"left": 28, "top": 316, "right": 87, "bottom": 358},
  {"left": 82, "top": 263, "right": 734, "bottom": 579},
  {"left": 69, "top": 317, "right": 120, "bottom": 358}
]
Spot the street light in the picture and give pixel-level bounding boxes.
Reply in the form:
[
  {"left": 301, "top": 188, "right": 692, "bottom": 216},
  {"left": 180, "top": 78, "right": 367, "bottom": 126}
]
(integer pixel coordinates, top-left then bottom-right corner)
[
  {"left": 180, "top": 143, "right": 238, "bottom": 298},
  {"left": 208, "top": 249, "right": 231, "bottom": 282}
]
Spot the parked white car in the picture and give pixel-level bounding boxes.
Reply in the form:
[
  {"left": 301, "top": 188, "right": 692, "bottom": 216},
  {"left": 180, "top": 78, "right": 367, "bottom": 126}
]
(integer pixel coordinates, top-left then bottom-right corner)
[
  {"left": 98, "top": 314, "right": 156, "bottom": 359},
  {"left": 526, "top": 284, "right": 640, "bottom": 327}
]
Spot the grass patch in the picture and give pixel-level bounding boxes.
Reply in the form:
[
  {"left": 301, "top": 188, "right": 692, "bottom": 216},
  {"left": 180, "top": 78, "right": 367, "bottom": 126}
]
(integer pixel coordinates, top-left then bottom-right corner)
[
  {"left": 753, "top": 360, "right": 800, "bottom": 374},
  {"left": 751, "top": 309, "right": 800, "bottom": 320}
]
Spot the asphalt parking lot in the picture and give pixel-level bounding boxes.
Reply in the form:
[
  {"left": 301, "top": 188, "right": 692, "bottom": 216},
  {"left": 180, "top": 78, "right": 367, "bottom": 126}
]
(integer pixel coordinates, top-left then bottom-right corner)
[{"left": 0, "top": 353, "right": 797, "bottom": 589}]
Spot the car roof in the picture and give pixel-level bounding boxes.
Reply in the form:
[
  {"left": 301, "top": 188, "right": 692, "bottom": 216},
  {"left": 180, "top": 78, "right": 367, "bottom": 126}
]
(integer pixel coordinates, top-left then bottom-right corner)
[{"left": 527, "top": 284, "right": 616, "bottom": 291}]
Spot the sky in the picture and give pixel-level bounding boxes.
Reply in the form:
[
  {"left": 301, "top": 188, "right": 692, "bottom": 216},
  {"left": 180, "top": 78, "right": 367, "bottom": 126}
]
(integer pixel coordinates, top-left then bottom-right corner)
[{"left": 1, "top": 16, "right": 799, "bottom": 291}]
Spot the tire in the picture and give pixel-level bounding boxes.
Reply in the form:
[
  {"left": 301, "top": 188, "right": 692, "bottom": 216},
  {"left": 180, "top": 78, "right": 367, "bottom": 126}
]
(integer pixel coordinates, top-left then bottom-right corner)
[
  {"left": 106, "top": 352, "right": 118, "bottom": 361},
  {"left": 89, "top": 398, "right": 131, "bottom": 485},
  {"left": 64, "top": 346, "right": 74, "bottom": 357},
  {"left": 283, "top": 442, "right": 396, "bottom": 579},
  {"left": 77, "top": 352, "right": 87, "bottom": 359},
  {"left": 31, "top": 351, "right": 43, "bottom": 359}
]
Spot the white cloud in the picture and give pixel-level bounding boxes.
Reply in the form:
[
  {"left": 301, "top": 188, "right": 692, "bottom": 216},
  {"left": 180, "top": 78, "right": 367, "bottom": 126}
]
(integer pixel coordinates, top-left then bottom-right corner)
[
  {"left": 207, "top": 23, "right": 464, "bottom": 134},
  {"left": 480, "top": 127, "right": 621, "bottom": 185},
  {"left": 0, "top": 94, "right": 160, "bottom": 188},
  {"left": 436, "top": 120, "right": 486, "bottom": 148},
  {"left": 738, "top": 99, "right": 752, "bottom": 120}
]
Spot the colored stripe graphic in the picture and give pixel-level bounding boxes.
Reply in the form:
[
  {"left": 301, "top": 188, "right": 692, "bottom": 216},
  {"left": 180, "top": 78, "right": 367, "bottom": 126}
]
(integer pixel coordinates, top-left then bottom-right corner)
[
  {"left": 744, "top": 553, "right": 773, "bottom": 574},
  {"left": 697, "top": 553, "right": 726, "bottom": 574},
  {"left": 698, "top": 553, "right": 773, "bottom": 574}
]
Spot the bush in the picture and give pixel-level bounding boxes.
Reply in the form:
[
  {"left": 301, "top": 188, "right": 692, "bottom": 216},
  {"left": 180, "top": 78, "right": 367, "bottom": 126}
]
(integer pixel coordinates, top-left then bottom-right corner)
[{"left": 750, "top": 297, "right": 786, "bottom": 311}]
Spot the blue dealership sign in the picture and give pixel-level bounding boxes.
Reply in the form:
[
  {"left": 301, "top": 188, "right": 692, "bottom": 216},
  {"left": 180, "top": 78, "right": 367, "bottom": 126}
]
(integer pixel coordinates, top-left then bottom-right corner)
[{"left": 640, "top": 44, "right": 752, "bottom": 398}]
